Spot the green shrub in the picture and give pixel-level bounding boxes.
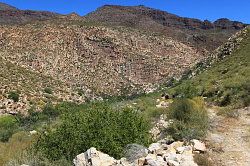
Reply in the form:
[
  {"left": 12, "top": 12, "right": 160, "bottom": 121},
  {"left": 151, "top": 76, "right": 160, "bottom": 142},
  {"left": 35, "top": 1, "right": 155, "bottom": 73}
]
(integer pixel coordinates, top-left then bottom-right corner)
[
  {"left": 0, "top": 115, "right": 18, "bottom": 142},
  {"left": 170, "top": 82, "right": 201, "bottom": 99},
  {"left": 8, "top": 91, "right": 20, "bottom": 102},
  {"left": 35, "top": 103, "right": 151, "bottom": 160},
  {"left": 43, "top": 103, "right": 59, "bottom": 118},
  {"left": 44, "top": 88, "right": 53, "bottom": 94},
  {"left": 167, "top": 97, "right": 208, "bottom": 140},
  {"left": 17, "top": 104, "right": 59, "bottom": 129}
]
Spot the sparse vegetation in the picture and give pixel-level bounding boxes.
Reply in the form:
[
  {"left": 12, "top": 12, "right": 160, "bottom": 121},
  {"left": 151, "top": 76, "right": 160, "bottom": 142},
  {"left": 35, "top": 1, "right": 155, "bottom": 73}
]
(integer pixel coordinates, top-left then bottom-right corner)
[
  {"left": 166, "top": 97, "right": 209, "bottom": 140},
  {"left": 7, "top": 91, "right": 20, "bottom": 102},
  {"left": 194, "top": 153, "right": 213, "bottom": 166},
  {"left": 217, "top": 107, "right": 239, "bottom": 118},
  {"left": 0, "top": 131, "right": 36, "bottom": 166},
  {"left": 170, "top": 28, "right": 250, "bottom": 108}
]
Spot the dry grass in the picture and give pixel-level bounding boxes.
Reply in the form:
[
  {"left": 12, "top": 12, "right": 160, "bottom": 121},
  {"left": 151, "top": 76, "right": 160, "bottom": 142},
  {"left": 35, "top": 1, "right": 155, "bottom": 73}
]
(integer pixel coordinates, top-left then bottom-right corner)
[{"left": 0, "top": 131, "right": 37, "bottom": 165}]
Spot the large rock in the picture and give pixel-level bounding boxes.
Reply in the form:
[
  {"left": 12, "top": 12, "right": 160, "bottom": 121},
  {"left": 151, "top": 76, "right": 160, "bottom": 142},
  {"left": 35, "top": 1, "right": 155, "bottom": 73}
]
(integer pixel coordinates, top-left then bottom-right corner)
[
  {"left": 124, "top": 144, "right": 148, "bottom": 163},
  {"left": 148, "top": 143, "right": 162, "bottom": 154},
  {"left": 191, "top": 139, "right": 206, "bottom": 152},
  {"left": 73, "top": 147, "right": 118, "bottom": 166}
]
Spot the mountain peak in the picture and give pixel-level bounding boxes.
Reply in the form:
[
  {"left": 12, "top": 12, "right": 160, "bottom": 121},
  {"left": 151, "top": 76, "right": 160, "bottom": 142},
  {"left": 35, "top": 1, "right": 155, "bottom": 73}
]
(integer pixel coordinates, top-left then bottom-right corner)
[{"left": 0, "top": 2, "right": 18, "bottom": 11}]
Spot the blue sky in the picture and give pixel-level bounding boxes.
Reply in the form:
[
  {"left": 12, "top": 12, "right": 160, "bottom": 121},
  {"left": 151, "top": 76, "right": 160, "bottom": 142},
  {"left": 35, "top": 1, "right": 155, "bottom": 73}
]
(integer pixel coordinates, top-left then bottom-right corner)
[{"left": 1, "top": 0, "right": 250, "bottom": 23}]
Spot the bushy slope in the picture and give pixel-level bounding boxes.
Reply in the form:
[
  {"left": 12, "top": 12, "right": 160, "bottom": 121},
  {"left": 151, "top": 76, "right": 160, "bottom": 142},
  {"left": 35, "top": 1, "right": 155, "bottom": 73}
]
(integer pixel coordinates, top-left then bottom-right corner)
[
  {"left": 0, "top": 57, "right": 84, "bottom": 115},
  {"left": 170, "top": 27, "right": 250, "bottom": 107}
]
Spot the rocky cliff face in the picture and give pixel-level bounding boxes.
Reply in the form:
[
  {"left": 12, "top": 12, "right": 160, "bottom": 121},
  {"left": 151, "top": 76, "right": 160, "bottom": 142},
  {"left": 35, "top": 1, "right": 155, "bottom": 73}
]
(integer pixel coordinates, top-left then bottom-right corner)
[
  {"left": 85, "top": 5, "right": 247, "bottom": 52},
  {"left": 86, "top": 5, "right": 246, "bottom": 30}
]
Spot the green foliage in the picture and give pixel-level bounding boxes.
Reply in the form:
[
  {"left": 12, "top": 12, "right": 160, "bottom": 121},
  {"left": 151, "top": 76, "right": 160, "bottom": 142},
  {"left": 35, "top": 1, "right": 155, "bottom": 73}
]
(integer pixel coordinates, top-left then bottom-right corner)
[
  {"left": 170, "top": 28, "right": 250, "bottom": 108},
  {"left": 0, "top": 115, "right": 18, "bottom": 142},
  {"left": 44, "top": 87, "right": 53, "bottom": 94},
  {"left": 35, "top": 102, "right": 151, "bottom": 161},
  {"left": 167, "top": 97, "right": 208, "bottom": 140},
  {"left": 17, "top": 104, "right": 59, "bottom": 130},
  {"left": 8, "top": 91, "right": 20, "bottom": 102}
]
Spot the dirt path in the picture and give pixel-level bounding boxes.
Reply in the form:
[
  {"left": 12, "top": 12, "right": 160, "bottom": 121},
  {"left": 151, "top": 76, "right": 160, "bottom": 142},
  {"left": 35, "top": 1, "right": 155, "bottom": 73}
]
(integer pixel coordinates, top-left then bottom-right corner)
[{"left": 207, "top": 107, "right": 250, "bottom": 166}]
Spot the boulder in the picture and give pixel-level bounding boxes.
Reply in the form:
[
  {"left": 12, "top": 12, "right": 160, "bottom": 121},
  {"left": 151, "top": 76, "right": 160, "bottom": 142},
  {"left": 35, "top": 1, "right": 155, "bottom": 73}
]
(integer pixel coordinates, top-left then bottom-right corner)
[
  {"left": 29, "top": 130, "right": 37, "bottom": 135},
  {"left": 73, "top": 147, "right": 118, "bottom": 166},
  {"left": 168, "top": 160, "right": 180, "bottom": 166},
  {"left": 176, "top": 146, "right": 192, "bottom": 155},
  {"left": 191, "top": 139, "right": 206, "bottom": 152},
  {"left": 148, "top": 143, "right": 162, "bottom": 154},
  {"left": 124, "top": 144, "right": 148, "bottom": 163}
]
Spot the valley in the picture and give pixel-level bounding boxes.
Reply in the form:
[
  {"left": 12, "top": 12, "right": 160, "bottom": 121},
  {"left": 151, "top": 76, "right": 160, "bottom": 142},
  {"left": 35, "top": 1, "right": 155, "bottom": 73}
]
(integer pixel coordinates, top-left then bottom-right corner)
[{"left": 0, "top": 2, "right": 249, "bottom": 166}]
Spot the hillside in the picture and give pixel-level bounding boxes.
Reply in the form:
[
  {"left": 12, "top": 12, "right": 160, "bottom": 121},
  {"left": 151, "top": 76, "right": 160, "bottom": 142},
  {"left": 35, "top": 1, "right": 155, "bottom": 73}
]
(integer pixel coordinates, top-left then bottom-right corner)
[
  {"left": 169, "top": 26, "right": 250, "bottom": 108},
  {"left": 85, "top": 5, "right": 247, "bottom": 52},
  {"left": 0, "top": 56, "right": 85, "bottom": 115},
  {"left": 0, "top": 21, "right": 204, "bottom": 100},
  {"left": 0, "top": 2, "right": 18, "bottom": 11},
  {"left": 0, "top": 2, "right": 59, "bottom": 25}
]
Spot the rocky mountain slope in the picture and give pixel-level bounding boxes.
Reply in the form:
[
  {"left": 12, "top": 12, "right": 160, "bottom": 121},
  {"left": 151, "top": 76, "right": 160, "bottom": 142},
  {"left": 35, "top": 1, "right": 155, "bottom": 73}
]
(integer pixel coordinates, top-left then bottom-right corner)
[
  {"left": 0, "top": 2, "right": 18, "bottom": 10},
  {"left": 0, "top": 21, "right": 204, "bottom": 98},
  {"left": 85, "top": 5, "right": 247, "bottom": 51},
  {"left": 0, "top": 2, "right": 59, "bottom": 25},
  {"left": 0, "top": 56, "right": 85, "bottom": 115},
  {"left": 0, "top": 3, "right": 248, "bottom": 115}
]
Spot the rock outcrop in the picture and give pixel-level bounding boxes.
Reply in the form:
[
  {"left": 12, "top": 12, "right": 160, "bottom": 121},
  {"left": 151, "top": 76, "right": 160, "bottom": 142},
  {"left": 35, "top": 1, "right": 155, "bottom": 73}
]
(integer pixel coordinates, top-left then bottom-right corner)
[
  {"left": 85, "top": 5, "right": 247, "bottom": 52},
  {"left": 74, "top": 139, "right": 206, "bottom": 166}
]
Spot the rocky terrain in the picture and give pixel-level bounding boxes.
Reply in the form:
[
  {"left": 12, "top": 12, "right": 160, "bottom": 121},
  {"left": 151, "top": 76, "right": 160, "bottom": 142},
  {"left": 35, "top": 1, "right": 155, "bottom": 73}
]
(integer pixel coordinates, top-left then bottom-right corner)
[
  {"left": 0, "top": 56, "right": 85, "bottom": 115},
  {"left": 0, "top": 2, "right": 249, "bottom": 166},
  {"left": 0, "top": 2, "right": 248, "bottom": 115},
  {"left": 0, "top": 2, "right": 17, "bottom": 10},
  {"left": 0, "top": 21, "right": 204, "bottom": 107},
  {"left": 0, "top": 3, "right": 59, "bottom": 25},
  {"left": 85, "top": 5, "right": 247, "bottom": 51},
  {"left": 74, "top": 139, "right": 206, "bottom": 166},
  {"left": 207, "top": 107, "right": 250, "bottom": 166}
]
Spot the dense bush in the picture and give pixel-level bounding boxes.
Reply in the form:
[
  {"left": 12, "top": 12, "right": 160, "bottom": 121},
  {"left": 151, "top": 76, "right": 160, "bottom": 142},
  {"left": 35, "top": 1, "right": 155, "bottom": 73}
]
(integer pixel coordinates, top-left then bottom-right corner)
[
  {"left": 0, "top": 115, "right": 18, "bottom": 142},
  {"left": 8, "top": 91, "right": 20, "bottom": 102},
  {"left": 167, "top": 97, "right": 208, "bottom": 140},
  {"left": 35, "top": 103, "right": 151, "bottom": 160}
]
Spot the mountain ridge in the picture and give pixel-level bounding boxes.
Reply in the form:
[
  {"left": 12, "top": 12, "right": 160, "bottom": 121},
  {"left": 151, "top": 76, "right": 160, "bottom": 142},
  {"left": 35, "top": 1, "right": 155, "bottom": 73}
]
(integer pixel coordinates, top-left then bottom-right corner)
[
  {"left": 0, "top": 2, "right": 18, "bottom": 11},
  {"left": 85, "top": 5, "right": 247, "bottom": 51}
]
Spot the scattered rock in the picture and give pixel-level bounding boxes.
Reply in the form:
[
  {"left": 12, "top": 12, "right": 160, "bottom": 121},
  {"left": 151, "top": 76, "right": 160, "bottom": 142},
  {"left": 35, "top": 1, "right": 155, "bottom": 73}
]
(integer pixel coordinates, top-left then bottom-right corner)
[
  {"left": 74, "top": 138, "right": 206, "bottom": 166},
  {"left": 191, "top": 139, "right": 206, "bottom": 152},
  {"left": 29, "top": 130, "right": 37, "bottom": 135}
]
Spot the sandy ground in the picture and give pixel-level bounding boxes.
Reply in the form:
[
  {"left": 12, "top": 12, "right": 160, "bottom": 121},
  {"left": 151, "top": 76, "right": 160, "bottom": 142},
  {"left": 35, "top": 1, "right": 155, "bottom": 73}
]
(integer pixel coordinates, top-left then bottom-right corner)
[{"left": 207, "top": 107, "right": 250, "bottom": 166}]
